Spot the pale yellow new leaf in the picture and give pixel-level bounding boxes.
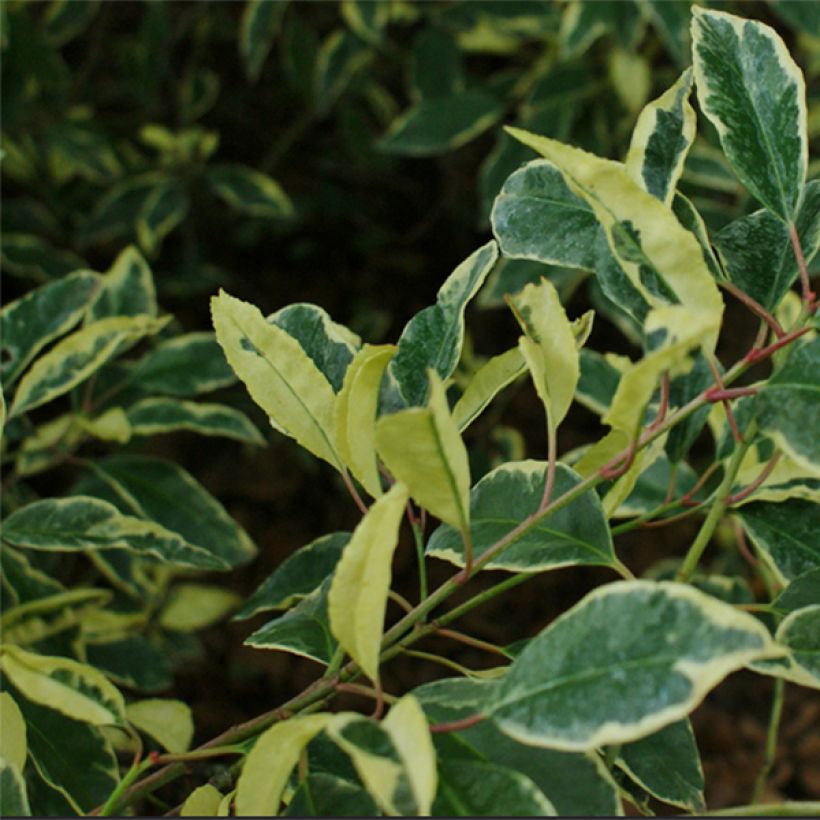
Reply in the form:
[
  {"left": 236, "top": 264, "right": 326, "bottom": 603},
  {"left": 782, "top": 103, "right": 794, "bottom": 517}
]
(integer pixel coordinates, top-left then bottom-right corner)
[
  {"left": 335, "top": 344, "right": 396, "bottom": 498},
  {"left": 0, "top": 692, "right": 27, "bottom": 771},
  {"left": 328, "top": 482, "right": 409, "bottom": 682},
  {"left": 235, "top": 713, "right": 331, "bottom": 816},
  {"left": 126, "top": 699, "right": 194, "bottom": 754},
  {"left": 211, "top": 290, "right": 342, "bottom": 469},
  {"left": 376, "top": 371, "right": 470, "bottom": 533},
  {"left": 181, "top": 784, "right": 223, "bottom": 817},
  {"left": 158, "top": 583, "right": 241, "bottom": 632}
]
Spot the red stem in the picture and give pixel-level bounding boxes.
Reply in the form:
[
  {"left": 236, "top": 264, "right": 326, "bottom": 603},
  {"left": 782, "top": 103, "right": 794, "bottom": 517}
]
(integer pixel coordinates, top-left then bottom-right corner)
[
  {"left": 745, "top": 325, "right": 812, "bottom": 364},
  {"left": 789, "top": 223, "right": 816, "bottom": 305},
  {"left": 726, "top": 452, "right": 782, "bottom": 505},
  {"left": 429, "top": 712, "right": 485, "bottom": 734},
  {"left": 720, "top": 280, "right": 785, "bottom": 338}
]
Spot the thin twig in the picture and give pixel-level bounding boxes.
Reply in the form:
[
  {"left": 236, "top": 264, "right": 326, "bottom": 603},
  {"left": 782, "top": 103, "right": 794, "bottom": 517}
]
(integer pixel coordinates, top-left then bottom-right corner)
[
  {"left": 789, "top": 223, "right": 816, "bottom": 305},
  {"left": 706, "top": 355, "right": 744, "bottom": 444},
  {"left": 720, "top": 280, "right": 785, "bottom": 338},
  {"left": 726, "top": 452, "right": 782, "bottom": 505}
]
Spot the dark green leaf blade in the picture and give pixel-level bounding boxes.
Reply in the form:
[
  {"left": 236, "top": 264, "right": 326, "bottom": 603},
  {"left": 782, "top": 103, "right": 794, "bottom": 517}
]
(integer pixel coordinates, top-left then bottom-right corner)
[{"left": 283, "top": 772, "right": 379, "bottom": 817}]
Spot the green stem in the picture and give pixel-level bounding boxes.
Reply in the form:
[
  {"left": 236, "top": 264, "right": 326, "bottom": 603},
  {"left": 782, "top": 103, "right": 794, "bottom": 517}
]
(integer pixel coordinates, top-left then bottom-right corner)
[
  {"left": 751, "top": 675, "right": 786, "bottom": 803},
  {"left": 703, "top": 802, "right": 820, "bottom": 817},
  {"left": 322, "top": 645, "right": 346, "bottom": 681},
  {"left": 676, "top": 429, "right": 754, "bottom": 583},
  {"left": 401, "top": 648, "right": 478, "bottom": 677},
  {"left": 97, "top": 755, "right": 156, "bottom": 816},
  {"left": 412, "top": 520, "right": 428, "bottom": 604}
]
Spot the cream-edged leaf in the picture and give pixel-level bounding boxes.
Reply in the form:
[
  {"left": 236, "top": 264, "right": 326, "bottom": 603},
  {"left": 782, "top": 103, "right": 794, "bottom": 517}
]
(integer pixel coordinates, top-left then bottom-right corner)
[
  {"left": 235, "top": 713, "right": 332, "bottom": 816},
  {"left": 376, "top": 371, "right": 470, "bottom": 533},
  {"left": 211, "top": 290, "right": 342, "bottom": 469},
  {"left": 87, "top": 245, "right": 157, "bottom": 321},
  {"left": 126, "top": 699, "right": 194, "bottom": 754},
  {"left": 0, "top": 758, "right": 31, "bottom": 817},
  {"left": 327, "top": 483, "right": 409, "bottom": 682},
  {"left": 181, "top": 784, "right": 224, "bottom": 818},
  {"left": 0, "top": 693, "right": 27, "bottom": 772},
  {"left": 750, "top": 605, "right": 820, "bottom": 689},
  {"left": 334, "top": 344, "right": 395, "bottom": 498}
]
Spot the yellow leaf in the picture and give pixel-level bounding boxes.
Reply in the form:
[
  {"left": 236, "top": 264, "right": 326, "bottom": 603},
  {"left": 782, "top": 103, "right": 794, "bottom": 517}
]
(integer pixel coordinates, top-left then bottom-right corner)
[
  {"left": 0, "top": 692, "right": 26, "bottom": 771},
  {"left": 211, "top": 290, "right": 341, "bottom": 469},
  {"left": 77, "top": 407, "right": 131, "bottom": 443},
  {"left": 158, "top": 583, "right": 241, "bottom": 632},
  {"left": 609, "top": 48, "right": 651, "bottom": 114},
  {"left": 335, "top": 344, "right": 396, "bottom": 498},
  {"left": 126, "top": 699, "right": 194, "bottom": 754},
  {"left": 328, "top": 482, "right": 409, "bottom": 682},
  {"left": 376, "top": 371, "right": 470, "bottom": 533},
  {"left": 181, "top": 784, "right": 223, "bottom": 817},
  {"left": 235, "top": 714, "right": 331, "bottom": 816}
]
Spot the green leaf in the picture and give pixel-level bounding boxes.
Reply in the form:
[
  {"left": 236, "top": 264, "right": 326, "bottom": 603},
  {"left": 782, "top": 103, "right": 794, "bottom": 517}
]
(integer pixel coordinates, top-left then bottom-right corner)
[
  {"left": 244, "top": 578, "right": 337, "bottom": 665},
  {"left": 125, "top": 397, "right": 264, "bottom": 445},
  {"left": 0, "top": 270, "right": 100, "bottom": 386},
  {"left": 131, "top": 332, "right": 236, "bottom": 396},
  {"left": 136, "top": 180, "right": 189, "bottom": 256},
  {"left": 376, "top": 372, "right": 470, "bottom": 534},
  {"left": 505, "top": 127, "right": 724, "bottom": 347},
  {"left": 754, "top": 338, "right": 820, "bottom": 476},
  {"left": 159, "top": 583, "right": 240, "bottom": 632},
  {"left": 314, "top": 30, "right": 371, "bottom": 115},
  {"left": 644, "top": 0, "right": 692, "bottom": 67},
  {"left": 283, "top": 772, "right": 379, "bottom": 817},
  {"left": 79, "top": 173, "right": 161, "bottom": 248},
  {"left": 235, "top": 713, "right": 331, "bottom": 816},
  {"left": 181, "top": 784, "right": 223, "bottom": 818},
  {"left": 73, "top": 455, "right": 257, "bottom": 569},
  {"left": 85, "top": 636, "right": 173, "bottom": 693},
  {"left": 328, "top": 483, "right": 409, "bottom": 681},
  {"left": 9, "top": 314, "right": 170, "bottom": 418},
  {"left": 426, "top": 460, "right": 614, "bottom": 573},
  {"left": 207, "top": 164, "right": 293, "bottom": 220},
  {"left": 772, "top": 568, "right": 820, "bottom": 615},
  {"left": 0, "top": 757, "right": 31, "bottom": 817},
  {"left": 414, "top": 677, "right": 622, "bottom": 817},
  {"left": 691, "top": 7, "right": 807, "bottom": 221},
  {"left": 235, "top": 532, "right": 350, "bottom": 620},
  {"left": 508, "top": 277, "right": 581, "bottom": 432},
  {"left": 379, "top": 92, "right": 502, "bottom": 156},
  {"left": 615, "top": 455, "right": 699, "bottom": 518},
  {"left": 410, "top": 28, "right": 463, "bottom": 100},
  {"left": 608, "top": 47, "right": 651, "bottom": 115},
  {"left": 769, "top": 0, "right": 820, "bottom": 37},
  {"left": 335, "top": 344, "right": 395, "bottom": 498},
  {"left": 0, "top": 546, "right": 65, "bottom": 607},
  {"left": 0, "top": 693, "right": 27, "bottom": 771},
  {"left": 211, "top": 290, "right": 342, "bottom": 469},
  {"left": 714, "top": 181, "right": 820, "bottom": 310},
  {"left": 0, "top": 233, "right": 86, "bottom": 282},
  {"left": 751, "top": 605, "right": 820, "bottom": 689},
  {"left": 625, "top": 68, "right": 696, "bottom": 206},
  {"left": 43, "top": 0, "right": 99, "bottom": 46},
  {"left": 433, "top": 758, "right": 555, "bottom": 817},
  {"left": 0, "top": 644, "right": 125, "bottom": 726},
  {"left": 617, "top": 719, "right": 705, "bottom": 812},
  {"left": 576, "top": 349, "right": 622, "bottom": 417},
  {"left": 672, "top": 193, "right": 724, "bottom": 280},
  {"left": 452, "top": 347, "right": 526, "bottom": 432},
  {"left": 738, "top": 499, "right": 820, "bottom": 583},
  {"left": 487, "top": 581, "right": 777, "bottom": 750},
  {"left": 3, "top": 495, "right": 229, "bottom": 570},
  {"left": 10, "top": 689, "right": 118, "bottom": 814},
  {"left": 389, "top": 240, "right": 498, "bottom": 408},
  {"left": 239, "top": 0, "right": 286, "bottom": 82},
  {"left": 270, "top": 302, "right": 360, "bottom": 393},
  {"left": 341, "top": 0, "right": 389, "bottom": 45},
  {"left": 126, "top": 699, "right": 193, "bottom": 754}
]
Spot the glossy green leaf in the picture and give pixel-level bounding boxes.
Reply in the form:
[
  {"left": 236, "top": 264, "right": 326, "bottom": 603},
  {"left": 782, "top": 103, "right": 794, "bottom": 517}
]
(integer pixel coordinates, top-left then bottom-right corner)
[
  {"left": 125, "top": 397, "right": 264, "bottom": 444},
  {"left": 9, "top": 314, "right": 170, "bottom": 418},
  {"left": 509, "top": 278, "right": 581, "bottom": 433},
  {"left": 738, "top": 499, "right": 820, "bottom": 583},
  {"left": 11, "top": 689, "right": 118, "bottom": 814},
  {"left": 0, "top": 270, "right": 100, "bottom": 386},
  {"left": 427, "top": 460, "right": 615, "bottom": 573},
  {"left": 452, "top": 347, "right": 526, "bottom": 432},
  {"left": 126, "top": 699, "right": 193, "bottom": 753},
  {"left": 751, "top": 605, "right": 820, "bottom": 689},
  {"left": 131, "top": 332, "right": 236, "bottom": 396},
  {"left": 506, "top": 127, "right": 724, "bottom": 347},
  {"left": 379, "top": 92, "right": 502, "bottom": 156},
  {"left": 159, "top": 583, "right": 240, "bottom": 632},
  {"left": 181, "top": 784, "right": 223, "bottom": 817},
  {"left": 414, "top": 677, "right": 622, "bottom": 817},
  {"left": 0, "top": 693, "right": 27, "bottom": 772},
  {"left": 328, "top": 483, "right": 409, "bottom": 681},
  {"left": 664, "top": 351, "right": 716, "bottom": 464},
  {"left": 235, "top": 713, "right": 332, "bottom": 816},
  {"left": 3, "top": 495, "right": 229, "bottom": 571},
  {"left": 376, "top": 372, "right": 470, "bottom": 534},
  {"left": 772, "top": 568, "right": 820, "bottom": 615},
  {"left": 335, "top": 344, "right": 395, "bottom": 498},
  {"left": 389, "top": 240, "right": 498, "bottom": 408},
  {"left": 714, "top": 181, "right": 820, "bottom": 310},
  {"left": 625, "top": 68, "right": 696, "bottom": 206},
  {"left": 576, "top": 349, "right": 622, "bottom": 416},
  {"left": 0, "top": 233, "right": 85, "bottom": 282},
  {"left": 671, "top": 193, "right": 724, "bottom": 280},
  {"left": 0, "top": 644, "right": 125, "bottom": 726},
  {"left": 754, "top": 338, "right": 820, "bottom": 475},
  {"left": 615, "top": 456, "right": 699, "bottom": 518},
  {"left": 207, "top": 164, "right": 293, "bottom": 220},
  {"left": 478, "top": 259, "right": 585, "bottom": 310},
  {"left": 433, "top": 758, "right": 555, "bottom": 817},
  {"left": 73, "top": 455, "right": 257, "bottom": 568},
  {"left": 283, "top": 772, "right": 379, "bottom": 817},
  {"left": 270, "top": 302, "right": 360, "bottom": 393},
  {"left": 244, "top": 578, "right": 337, "bottom": 665},
  {"left": 239, "top": 0, "right": 286, "bottom": 82},
  {"left": 211, "top": 290, "right": 342, "bottom": 469},
  {"left": 0, "top": 758, "right": 31, "bottom": 817},
  {"left": 618, "top": 719, "right": 705, "bottom": 812},
  {"left": 136, "top": 180, "right": 189, "bottom": 256},
  {"left": 691, "top": 7, "right": 807, "bottom": 221},
  {"left": 235, "top": 532, "right": 349, "bottom": 620},
  {"left": 487, "top": 581, "right": 777, "bottom": 750}
]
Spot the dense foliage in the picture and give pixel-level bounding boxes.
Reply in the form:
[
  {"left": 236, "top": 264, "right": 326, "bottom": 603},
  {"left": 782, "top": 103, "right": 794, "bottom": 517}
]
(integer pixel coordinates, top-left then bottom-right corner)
[{"left": 2, "top": 1, "right": 820, "bottom": 817}]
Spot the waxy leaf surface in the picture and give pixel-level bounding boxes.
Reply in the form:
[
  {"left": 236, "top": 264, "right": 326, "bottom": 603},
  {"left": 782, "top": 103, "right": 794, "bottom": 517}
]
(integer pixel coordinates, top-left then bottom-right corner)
[{"left": 487, "top": 581, "right": 776, "bottom": 750}]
